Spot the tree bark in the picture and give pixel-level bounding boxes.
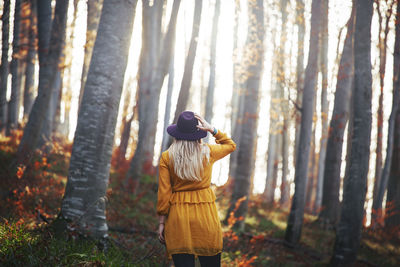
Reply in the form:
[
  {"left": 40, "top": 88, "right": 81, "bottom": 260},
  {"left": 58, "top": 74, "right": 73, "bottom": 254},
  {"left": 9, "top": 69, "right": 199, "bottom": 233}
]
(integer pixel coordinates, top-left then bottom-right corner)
[
  {"left": 23, "top": 0, "right": 37, "bottom": 120},
  {"left": 126, "top": 0, "right": 181, "bottom": 188},
  {"left": 284, "top": 0, "right": 322, "bottom": 246},
  {"left": 319, "top": 6, "right": 355, "bottom": 225},
  {"left": 314, "top": 0, "right": 329, "bottom": 214},
  {"left": 0, "top": 0, "right": 11, "bottom": 131},
  {"left": 61, "top": 0, "right": 137, "bottom": 239},
  {"left": 228, "top": 0, "right": 264, "bottom": 231},
  {"left": 331, "top": 0, "right": 374, "bottom": 265},
  {"left": 16, "top": 0, "right": 69, "bottom": 164},
  {"left": 382, "top": 2, "right": 400, "bottom": 230},
  {"left": 6, "top": 0, "right": 22, "bottom": 135},
  {"left": 78, "top": 0, "right": 103, "bottom": 107}
]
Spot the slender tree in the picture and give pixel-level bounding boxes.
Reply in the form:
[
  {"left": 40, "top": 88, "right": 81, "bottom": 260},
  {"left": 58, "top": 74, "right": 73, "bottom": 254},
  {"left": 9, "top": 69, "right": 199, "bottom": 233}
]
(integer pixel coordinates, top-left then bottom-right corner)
[
  {"left": 0, "top": 0, "right": 11, "bottom": 131},
  {"left": 383, "top": 1, "right": 400, "bottom": 230},
  {"left": 319, "top": 6, "right": 355, "bottom": 225},
  {"left": 171, "top": 0, "right": 203, "bottom": 126},
  {"left": 57, "top": 0, "right": 80, "bottom": 136},
  {"left": 61, "top": 0, "right": 137, "bottom": 239},
  {"left": 160, "top": 56, "right": 175, "bottom": 153},
  {"left": 23, "top": 0, "right": 37, "bottom": 119},
  {"left": 331, "top": 0, "right": 374, "bottom": 264},
  {"left": 126, "top": 0, "right": 181, "bottom": 186},
  {"left": 294, "top": 0, "right": 305, "bottom": 167},
  {"left": 79, "top": 0, "right": 103, "bottom": 107},
  {"left": 228, "top": 0, "right": 242, "bottom": 180},
  {"left": 372, "top": 0, "right": 395, "bottom": 225},
  {"left": 264, "top": 0, "right": 289, "bottom": 205},
  {"left": 17, "top": 0, "right": 69, "bottom": 164},
  {"left": 314, "top": 0, "right": 329, "bottom": 213},
  {"left": 6, "top": 0, "right": 22, "bottom": 135},
  {"left": 228, "top": 0, "right": 264, "bottom": 230},
  {"left": 284, "top": 0, "right": 322, "bottom": 245},
  {"left": 204, "top": 0, "right": 221, "bottom": 128}
]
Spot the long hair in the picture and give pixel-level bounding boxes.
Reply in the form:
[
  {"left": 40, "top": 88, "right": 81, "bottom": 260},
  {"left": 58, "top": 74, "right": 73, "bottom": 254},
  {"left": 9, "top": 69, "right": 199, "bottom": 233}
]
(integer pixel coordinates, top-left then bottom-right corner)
[{"left": 168, "top": 139, "right": 210, "bottom": 181}]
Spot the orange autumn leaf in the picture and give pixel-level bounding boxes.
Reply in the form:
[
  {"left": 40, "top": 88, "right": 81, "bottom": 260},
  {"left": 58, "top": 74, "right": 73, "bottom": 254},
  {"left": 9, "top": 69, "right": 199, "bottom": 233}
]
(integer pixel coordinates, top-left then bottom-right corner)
[{"left": 16, "top": 165, "right": 26, "bottom": 179}]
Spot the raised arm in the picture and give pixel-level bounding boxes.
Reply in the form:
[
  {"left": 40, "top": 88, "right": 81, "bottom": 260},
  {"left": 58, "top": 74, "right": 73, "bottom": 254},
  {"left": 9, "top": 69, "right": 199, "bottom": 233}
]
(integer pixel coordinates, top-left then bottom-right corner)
[{"left": 195, "top": 113, "right": 236, "bottom": 162}]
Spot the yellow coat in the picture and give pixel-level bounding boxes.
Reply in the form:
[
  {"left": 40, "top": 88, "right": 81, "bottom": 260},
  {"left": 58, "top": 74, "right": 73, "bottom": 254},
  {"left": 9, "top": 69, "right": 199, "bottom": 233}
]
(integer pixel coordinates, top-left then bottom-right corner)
[{"left": 157, "top": 131, "right": 236, "bottom": 258}]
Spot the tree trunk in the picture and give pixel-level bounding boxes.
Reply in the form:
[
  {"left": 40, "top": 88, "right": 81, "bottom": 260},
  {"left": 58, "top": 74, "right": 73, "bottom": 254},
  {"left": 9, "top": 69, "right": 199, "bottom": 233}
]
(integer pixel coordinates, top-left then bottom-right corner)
[
  {"left": 306, "top": 114, "right": 317, "bottom": 213},
  {"left": 284, "top": 0, "right": 322, "bottom": 246},
  {"left": 56, "top": 0, "right": 79, "bottom": 137},
  {"left": 371, "top": 1, "right": 395, "bottom": 226},
  {"left": 264, "top": 0, "right": 289, "bottom": 206},
  {"left": 23, "top": 0, "right": 37, "bottom": 120},
  {"left": 382, "top": 2, "right": 400, "bottom": 230},
  {"left": 314, "top": 0, "right": 329, "bottom": 214},
  {"left": 126, "top": 0, "right": 181, "bottom": 187},
  {"left": 228, "top": 0, "right": 264, "bottom": 231},
  {"left": 16, "top": 0, "right": 69, "bottom": 164},
  {"left": 60, "top": 0, "right": 137, "bottom": 239},
  {"left": 204, "top": 0, "right": 220, "bottom": 127},
  {"left": 294, "top": 0, "right": 305, "bottom": 168},
  {"left": 0, "top": 0, "right": 11, "bottom": 131},
  {"left": 78, "top": 0, "right": 103, "bottom": 107},
  {"left": 319, "top": 6, "right": 355, "bottom": 225},
  {"left": 171, "top": 0, "right": 202, "bottom": 126},
  {"left": 161, "top": 56, "right": 175, "bottom": 153},
  {"left": 227, "top": 0, "right": 243, "bottom": 192},
  {"left": 331, "top": 0, "right": 374, "bottom": 265},
  {"left": 116, "top": 78, "right": 134, "bottom": 162},
  {"left": 6, "top": 0, "right": 22, "bottom": 135}
]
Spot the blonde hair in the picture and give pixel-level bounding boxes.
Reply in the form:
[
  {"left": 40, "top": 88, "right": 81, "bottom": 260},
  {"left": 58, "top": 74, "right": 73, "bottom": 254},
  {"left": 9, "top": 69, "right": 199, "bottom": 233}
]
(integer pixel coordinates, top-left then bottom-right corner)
[{"left": 168, "top": 139, "right": 210, "bottom": 181}]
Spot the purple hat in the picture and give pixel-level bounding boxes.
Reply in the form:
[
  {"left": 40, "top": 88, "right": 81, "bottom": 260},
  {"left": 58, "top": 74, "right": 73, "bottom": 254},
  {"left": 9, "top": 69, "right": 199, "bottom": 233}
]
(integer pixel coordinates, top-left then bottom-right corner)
[{"left": 167, "top": 111, "right": 207, "bottom": 141}]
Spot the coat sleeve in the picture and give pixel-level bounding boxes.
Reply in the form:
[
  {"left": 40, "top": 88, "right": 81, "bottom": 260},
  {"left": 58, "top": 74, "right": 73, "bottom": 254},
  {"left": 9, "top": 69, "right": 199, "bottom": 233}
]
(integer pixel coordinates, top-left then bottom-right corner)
[
  {"left": 209, "top": 130, "right": 236, "bottom": 162},
  {"left": 157, "top": 153, "right": 172, "bottom": 216}
]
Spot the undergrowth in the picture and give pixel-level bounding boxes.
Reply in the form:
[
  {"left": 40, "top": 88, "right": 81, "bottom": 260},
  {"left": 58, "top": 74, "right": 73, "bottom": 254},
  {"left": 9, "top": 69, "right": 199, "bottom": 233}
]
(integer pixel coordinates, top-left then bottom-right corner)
[{"left": 0, "top": 131, "right": 399, "bottom": 266}]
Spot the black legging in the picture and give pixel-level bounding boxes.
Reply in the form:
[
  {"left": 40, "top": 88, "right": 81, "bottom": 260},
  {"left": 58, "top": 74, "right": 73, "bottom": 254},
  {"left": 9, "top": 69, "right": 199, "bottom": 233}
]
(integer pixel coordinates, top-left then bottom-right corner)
[{"left": 172, "top": 253, "right": 221, "bottom": 267}]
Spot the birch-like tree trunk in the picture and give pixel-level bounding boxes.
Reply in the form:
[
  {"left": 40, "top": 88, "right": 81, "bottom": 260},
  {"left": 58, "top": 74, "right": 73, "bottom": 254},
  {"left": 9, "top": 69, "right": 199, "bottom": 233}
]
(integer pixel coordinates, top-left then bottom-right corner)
[
  {"left": 315, "top": 0, "right": 329, "bottom": 213},
  {"left": 319, "top": 6, "right": 355, "bottom": 225},
  {"left": 0, "top": 0, "right": 11, "bottom": 131},
  {"left": 16, "top": 0, "right": 69, "bottom": 164},
  {"left": 331, "top": 0, "right": 374, "bottom": 264},
  {"left": 23, "top": 0, "right": 37, "bottom": 120},
  {"left": 294, "top": 0, "right": 305, "bottom": 167},
  {"left": 284, "top": 0, "right": 322, "bottom": 246},
  {"left": 228, "top": 0, "right": 264, "bottom": 231},
  {"left": 382, "top": 1, "right": 400, "bottom": 230},
  {"left": 6, "top": 0, "right": 22, "bottom": 135},
  {"left": 61, "top": 0, "right": 137, "bottom": 239},
  {"left": 79, "top": 0, "right": 103, "bottom": 107},
  {"left": 126, "top": 0, "right": 181, "bottom": 187}
]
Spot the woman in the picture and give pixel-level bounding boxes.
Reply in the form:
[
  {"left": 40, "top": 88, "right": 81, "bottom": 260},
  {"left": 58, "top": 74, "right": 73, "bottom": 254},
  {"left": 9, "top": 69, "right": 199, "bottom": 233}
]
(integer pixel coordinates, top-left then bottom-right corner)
[{"left": 157, "top": 111, "right": 236, "bottom": 267}]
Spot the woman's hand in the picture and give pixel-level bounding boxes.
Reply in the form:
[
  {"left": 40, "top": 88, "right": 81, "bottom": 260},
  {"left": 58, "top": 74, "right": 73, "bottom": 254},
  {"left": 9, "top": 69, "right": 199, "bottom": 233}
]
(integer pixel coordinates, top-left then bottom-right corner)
[
  {"left": 195, "top": 114, "right": 214, "bottom": 133},
  {"left": 158, "top": 223, "right": 165, "bottom": 244}
]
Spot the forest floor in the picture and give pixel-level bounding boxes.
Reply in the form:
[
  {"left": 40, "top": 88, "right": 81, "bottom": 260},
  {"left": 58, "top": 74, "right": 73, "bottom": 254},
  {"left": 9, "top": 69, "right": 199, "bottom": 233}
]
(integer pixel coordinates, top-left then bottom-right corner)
[{"left": 0, "top": 132, "right": 399, "bottom": 266}]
